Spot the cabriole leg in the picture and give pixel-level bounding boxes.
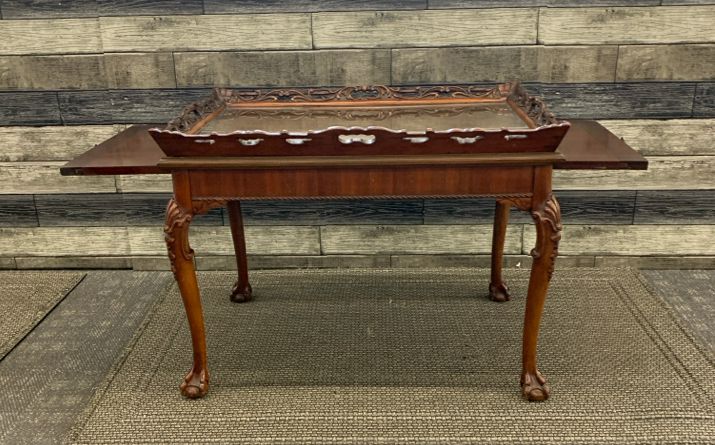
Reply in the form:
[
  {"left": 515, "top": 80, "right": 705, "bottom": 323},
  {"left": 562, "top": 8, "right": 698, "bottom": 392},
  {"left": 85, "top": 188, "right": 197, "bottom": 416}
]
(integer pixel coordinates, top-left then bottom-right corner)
[
  {"left": 227, "top": 200, "right": 253, "bottom": 303},
  {"left": 521, "top": 193, "right": 561, "bottom": 401},
  {"left": 165, "top": 198, "right": 209, "bottom": 399},
  {"left": 489, "top": 199, "right": 511, "bottom": 302}
]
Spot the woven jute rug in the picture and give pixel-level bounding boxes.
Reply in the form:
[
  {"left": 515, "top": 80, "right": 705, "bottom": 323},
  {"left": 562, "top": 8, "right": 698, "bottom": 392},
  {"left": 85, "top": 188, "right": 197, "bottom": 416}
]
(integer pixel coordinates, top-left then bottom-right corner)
[
  {"left": 0, "top": 271, "right": 85, "bottom": 360},
  {"left": 67, "top": 268, "right": 714, "bottom": 444}
]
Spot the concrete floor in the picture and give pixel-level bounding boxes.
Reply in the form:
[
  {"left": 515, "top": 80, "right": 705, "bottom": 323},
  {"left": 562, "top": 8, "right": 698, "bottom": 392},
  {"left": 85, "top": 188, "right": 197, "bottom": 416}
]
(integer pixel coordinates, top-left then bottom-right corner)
[{"left": 0, "top": 269, "right": 712, "bottom": 444}]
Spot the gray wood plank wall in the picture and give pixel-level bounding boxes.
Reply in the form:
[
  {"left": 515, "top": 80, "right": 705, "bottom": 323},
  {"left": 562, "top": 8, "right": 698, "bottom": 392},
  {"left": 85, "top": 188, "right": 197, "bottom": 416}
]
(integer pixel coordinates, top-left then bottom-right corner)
[{"left": 0, "top": 2, "right": 713, "bottom": 268}]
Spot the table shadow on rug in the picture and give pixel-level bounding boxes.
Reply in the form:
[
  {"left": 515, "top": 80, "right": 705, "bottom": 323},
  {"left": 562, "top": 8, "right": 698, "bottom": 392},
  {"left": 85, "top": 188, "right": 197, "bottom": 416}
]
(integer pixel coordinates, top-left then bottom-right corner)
[{"left": 67, "top": 268, "right": 714, "bottom": 444}]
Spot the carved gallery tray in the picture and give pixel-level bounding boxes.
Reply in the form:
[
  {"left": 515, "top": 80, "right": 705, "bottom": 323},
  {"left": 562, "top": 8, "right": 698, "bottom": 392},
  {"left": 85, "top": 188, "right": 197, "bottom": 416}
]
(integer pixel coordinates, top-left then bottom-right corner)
[{"left": 149, "top": 82, "right": 570, "bottom": 158}]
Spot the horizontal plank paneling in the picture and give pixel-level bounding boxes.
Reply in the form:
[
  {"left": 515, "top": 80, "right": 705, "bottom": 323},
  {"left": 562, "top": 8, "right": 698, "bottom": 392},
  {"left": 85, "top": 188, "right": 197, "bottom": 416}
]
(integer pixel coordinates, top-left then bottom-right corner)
[
  {"left": 0, "top": 0, "right": 204, "bottom": 18},
  {"left": 553, "top": 156, "right": 715, "bottom": 190},
  {"left": 0, "top": 226, "right": 130, "bottom": 256},
  {"left": 693, "top": 83, "right": 715, "bottom": 117},
  {"left": 313, "top": 9, "right": 538, "bottom": 48},
  {"left": 35, "top": 193, "right": 127, "bottom": 227},
  {"left": 423, "top": 190, "right": 635, "bottom": 224},
  {"left": 195, "top": 254, "right": 392, "bottom": 271},
  {"left": 204, "top": 0, "right": 427, "bottom": 13},
  {"left": 598, "top": 119, "right": 715, "bottom": 156},
  {"left": 634, "top": 190, "right": 715, "bottom": 224},
  {"left": 174, "top": 50, "right": 390, "bottom": 87},
  {"left": 121, "top": 193, "right": 222, "bottom": 225},
  {"left": 617, "top": 44, "right": 715, "bottom": 81},
  {"left": 98, "top": 0, "right": 204, "bottom": 16},
  {"left": 117, "top": 174, "right": 172, "bottom": 193},
  {"left": 100, "top": 15, "right": 312, "bottom": 52},
  {"left": 0, "top": 0, "right": 97, "bottom": 19},
  {"left": 524, "top": 224, "right": 715, "bottom": 255},
  {"left": 0, "top": 92, "right": 61, "bottom": 126},
  {"left": 392, "top": 45, "right": 617, "bottom": 84},
  {"left": 13, "top": 256, "right": 132, "bottom": 269},
  {"left": 0, "top": 18, "right": 101, "bottom": 55},
  {"left": 58, "top": 89, "right": 208, "bottom": 124},
  {"left": 13, "top": 83, "right": 700, "bottom": 125},
  {"left": 0, "top": 162, "right": 116, "bottom": 194},
  {"left": 104, "top": 53, "right": 177, "bottom": 89},
  {"left": 536, "top": 83, "right": 696, "bottom": 119},
  {"left": 128, "top": 226, "right": 321, "bottom": 255},
  {"left": 0, "top": 125, "right": 124, "bottom": 161},
  {"left": 320, "top": 224, "right": 523, "bottom": 254},
  {"left": 0, "top": 49, "right": 175, "bottom": 100},
  {"left": 0, "top": 195, "right": 37, "bottom": 227},
  {"left": 430, "top": 1, "right": 660, "bottom": 7},
  {"left": 240, "top": 200, "right": 424, "bottom": 225},
  {"left": 0, "top": 55, "right": 105, "bottom": 90},
  {"left": 539, "top": 6, "right": 715, "bottom": 45}
]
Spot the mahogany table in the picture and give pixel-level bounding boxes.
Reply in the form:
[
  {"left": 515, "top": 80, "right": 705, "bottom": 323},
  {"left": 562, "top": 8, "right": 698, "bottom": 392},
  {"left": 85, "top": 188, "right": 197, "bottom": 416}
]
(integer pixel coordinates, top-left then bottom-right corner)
[{"left": 61, "top": 85, "right": 646, "bottom": 402}]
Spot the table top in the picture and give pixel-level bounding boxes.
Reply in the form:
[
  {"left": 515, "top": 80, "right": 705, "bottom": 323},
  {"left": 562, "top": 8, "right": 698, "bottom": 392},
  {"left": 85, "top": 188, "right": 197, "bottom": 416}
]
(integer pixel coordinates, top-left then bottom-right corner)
[{"left": 60, "top": 119, "right": 647, "bottom": 176}]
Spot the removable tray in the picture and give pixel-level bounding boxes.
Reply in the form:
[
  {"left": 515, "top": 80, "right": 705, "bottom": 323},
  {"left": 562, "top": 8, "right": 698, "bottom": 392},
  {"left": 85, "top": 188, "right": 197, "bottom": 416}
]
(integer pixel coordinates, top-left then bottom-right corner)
[{"left": 150, "top": 82, "right": 570, "bottom": 157}]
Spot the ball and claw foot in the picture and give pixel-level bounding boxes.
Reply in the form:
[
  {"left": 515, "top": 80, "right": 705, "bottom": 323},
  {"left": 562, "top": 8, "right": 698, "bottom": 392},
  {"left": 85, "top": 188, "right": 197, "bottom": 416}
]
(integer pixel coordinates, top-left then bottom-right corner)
[
  {"left": 180, "top": 368, "right": 208, "bottom": 399},
  {"left": 521, "top": 370, "right": 550, "bottom": 401},
  {"left": 488, "top": 282, "right": 511, "bottom": 302},
  {"left": 230, "top": 283, "right": 253, "bottom": 303}
]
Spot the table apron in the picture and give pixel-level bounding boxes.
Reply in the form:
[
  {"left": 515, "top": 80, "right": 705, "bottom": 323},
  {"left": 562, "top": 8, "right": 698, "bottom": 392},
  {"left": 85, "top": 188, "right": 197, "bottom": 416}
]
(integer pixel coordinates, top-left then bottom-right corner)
[{"left": 186, "top": 166, "right": 536, "bottom": 200}]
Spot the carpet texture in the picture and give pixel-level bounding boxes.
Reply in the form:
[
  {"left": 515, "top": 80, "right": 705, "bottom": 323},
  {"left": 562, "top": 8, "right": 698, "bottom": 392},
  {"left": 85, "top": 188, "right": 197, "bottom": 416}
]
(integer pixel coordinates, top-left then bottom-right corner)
[
  {"left": 0, "top": 271, "right": 85, "bottom": 360},
  {"left": 67, "top": 268, "right": 714, "bottom": 444}
]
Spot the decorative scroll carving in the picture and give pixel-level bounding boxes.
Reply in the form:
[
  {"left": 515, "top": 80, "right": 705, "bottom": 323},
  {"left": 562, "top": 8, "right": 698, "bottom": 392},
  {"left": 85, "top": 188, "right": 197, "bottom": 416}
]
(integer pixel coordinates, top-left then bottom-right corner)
[
  {"left": 160, "top": 82, "right": 564, "bottom": 134},
  {"left": 507, "top": 82, "right": 559, "bottom": 127},
  {"left": 167, "top": 89, "right": 224, "bottom": 133},
  {"left": 529, "top": 194, "right": 562, "bottom": 280},
  {"left": 219, "top": 84, "right": 504, "bottom": 105},
  {"left": 192, "top": 198, "right": 225, "bottom": 216},
  {"left": 164, "top": 199, "right": 194, "bottom": 275}
]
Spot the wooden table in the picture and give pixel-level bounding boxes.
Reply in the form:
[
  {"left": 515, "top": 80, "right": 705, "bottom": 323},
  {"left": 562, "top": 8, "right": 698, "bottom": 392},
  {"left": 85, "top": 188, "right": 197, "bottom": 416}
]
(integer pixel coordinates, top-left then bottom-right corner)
[{"left": 62, "top": 106, "right": 646, "bottom": 402}]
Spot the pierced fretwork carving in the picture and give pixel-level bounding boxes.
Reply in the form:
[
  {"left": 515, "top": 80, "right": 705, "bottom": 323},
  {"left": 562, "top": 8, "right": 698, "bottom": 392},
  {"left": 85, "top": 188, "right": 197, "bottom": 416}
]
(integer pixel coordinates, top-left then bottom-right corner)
[{"left": 162, "top": 82, "right": 564, "bottom": 134}]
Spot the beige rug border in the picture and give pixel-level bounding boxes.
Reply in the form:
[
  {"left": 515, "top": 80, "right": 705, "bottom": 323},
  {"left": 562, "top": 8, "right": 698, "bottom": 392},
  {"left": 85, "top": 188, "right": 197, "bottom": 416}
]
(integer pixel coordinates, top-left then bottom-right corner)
[
  {"left": 0, "top": 271, "right": 86, "bottom": 360},
  {"left": 63, "top": 268, "right": 715, "bottom": 444}
]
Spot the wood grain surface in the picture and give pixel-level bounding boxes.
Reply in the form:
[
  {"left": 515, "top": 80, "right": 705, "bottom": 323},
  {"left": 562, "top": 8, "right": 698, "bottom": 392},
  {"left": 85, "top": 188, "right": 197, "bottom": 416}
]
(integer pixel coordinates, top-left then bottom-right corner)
[
  {"left": 58, "top": 89, "right": 208, "bottom": 124},
  {"left": 174, "top": 50, "right": 391, "bottom": 87},
  {"left": 539, "top": 6, "right": 715, "bottom": 45},
  {"left": 598, "top": 119, "right": 715, "bottom": 156},
  {"left": 313, "top": 9, "right": 538, "bottom": 48},
  {"left": 617, "top": 44, "right": 715, "bottom": 81},
  {"left": 128, "top": 225, "right": 321, "bottom": 255},
  {"left": 0, "top": 18, "right": 101, "bottom": 55},
  {"left": 0, "top": 162, "right": 116, "bottom": 194},
  {"left": 0, "top": 55, "right": 106, "bottom": 90},
  {"left": 0, "top": 226, "right": 131, "bottom": 256},
  {"left": 0, "top": 92, "right": 61, "bottom": 125},
  {"left": 0, "top": 125, "right": 124, "bottom": 162},
  {"left": 0, "top": 0, "right": 204, "bottom": 18},
  {"left": 0, "top": 195, "right": 37, "bottom": 227},
  {"left": 634, "top": 191, "right": 715, "bottom": 224},
  {"left": 100, "top": 15, "right": 312, "bottom": 52},
  {"left": 392, "top": 46, "right": 618, "bottom": 83},
  {"left": 693, "top": 83, "right": 715, "bottom": 117},
  {"left": 203, "top": 0, "right": 427, "bottom": 13},
  {"left": 554, "top": 156, "right": 715, "bottom": 190},
  {"left": 525, "top": 224, "right": 715, "bottom": 255},
  {"left": 320, "top": 224, "right": 523, "bottom": 254}
]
